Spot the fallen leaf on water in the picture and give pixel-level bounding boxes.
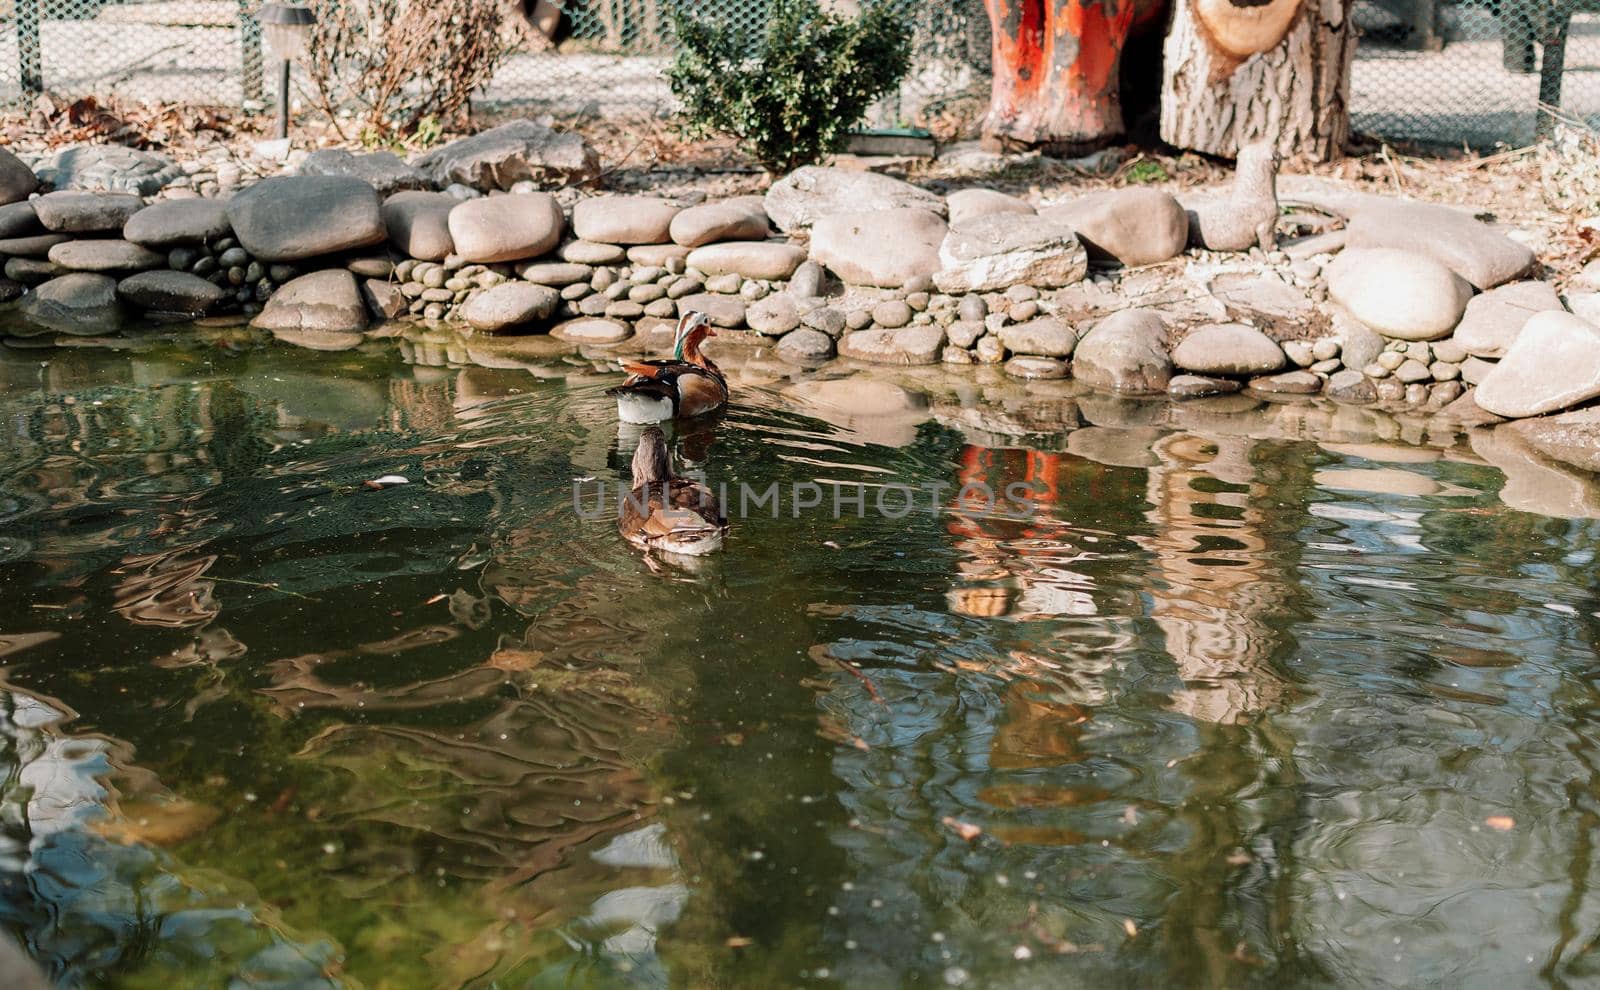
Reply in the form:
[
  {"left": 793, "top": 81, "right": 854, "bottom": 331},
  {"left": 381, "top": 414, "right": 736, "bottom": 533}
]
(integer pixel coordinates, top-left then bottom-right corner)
[
  {"left": 364, "top": 475, "right": 409, "bottom": 489},
  {"left": 91, "top": 798, "right": 220, "bottom": 847},
  {"left": 852, "top": 736, "right": 870, "bottom": 751},
  {"left": 1486, "top": 815, "right": 1516, "bottom": 832},
  {"left": 725, "top": 936, "right": 753, "bottom": 948},
  {"left": 1121, "top": 805, "right": 1138, "bottom": 825},
  {"left": 942, "top": 816, "right": 982, "bottom": 841},
  {"left": 424, "top": 594, "right": 448, "bottom": 605},
  {"left": 1122, "top": 919, "right": 1138, "bottom": 938},
  {"left": 1226, "top": 849, "right": 1253, "bottom": 865}
]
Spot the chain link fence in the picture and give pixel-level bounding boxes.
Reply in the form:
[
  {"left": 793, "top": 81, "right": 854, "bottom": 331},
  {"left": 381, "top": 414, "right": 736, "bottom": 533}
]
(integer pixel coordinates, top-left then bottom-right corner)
[{"left": 0, "top": 0, "right": 1593, "bottom": 148}]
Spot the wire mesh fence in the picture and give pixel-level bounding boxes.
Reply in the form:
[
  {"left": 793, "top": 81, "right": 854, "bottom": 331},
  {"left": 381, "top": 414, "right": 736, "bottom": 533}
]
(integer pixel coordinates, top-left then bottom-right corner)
[{"left": 0, "top": 0, "right": 1593, "bottom": 149}]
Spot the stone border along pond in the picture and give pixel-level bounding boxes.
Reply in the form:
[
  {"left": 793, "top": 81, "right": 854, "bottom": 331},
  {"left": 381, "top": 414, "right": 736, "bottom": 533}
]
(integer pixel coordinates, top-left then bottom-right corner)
[{"left": 1, "top": 119, "right": 1597, "bottom": 448}]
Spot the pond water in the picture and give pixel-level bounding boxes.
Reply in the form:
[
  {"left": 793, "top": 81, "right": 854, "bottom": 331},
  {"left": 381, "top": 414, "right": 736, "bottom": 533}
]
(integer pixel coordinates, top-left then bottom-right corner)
[{"left": 2, "top": 326, "right": 1600, "bottom": 989}]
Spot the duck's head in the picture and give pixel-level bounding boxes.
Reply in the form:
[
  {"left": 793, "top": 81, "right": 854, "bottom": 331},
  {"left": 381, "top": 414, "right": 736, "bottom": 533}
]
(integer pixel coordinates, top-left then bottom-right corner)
[
  {"left": 632, "top": 426, "right": 672, "bottom": 486},
  {"left": 673, "top": 311, "right": 716, "bottom": 360}
]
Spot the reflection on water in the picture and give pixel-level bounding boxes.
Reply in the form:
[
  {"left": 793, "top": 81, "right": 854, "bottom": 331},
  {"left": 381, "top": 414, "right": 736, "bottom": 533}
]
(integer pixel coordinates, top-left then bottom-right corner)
[{"left": 0, "top": 330, "right": 1599, "bottom": 987}]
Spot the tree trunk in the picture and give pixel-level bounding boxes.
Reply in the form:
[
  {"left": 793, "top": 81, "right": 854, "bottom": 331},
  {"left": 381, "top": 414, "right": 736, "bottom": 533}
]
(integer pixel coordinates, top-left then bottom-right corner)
[
  {"left": 981, "top": 0, "right": 1142, "bottom": 155},
  {"left": 1159, "top": 0, "right": 1356, "bottom": 161}
]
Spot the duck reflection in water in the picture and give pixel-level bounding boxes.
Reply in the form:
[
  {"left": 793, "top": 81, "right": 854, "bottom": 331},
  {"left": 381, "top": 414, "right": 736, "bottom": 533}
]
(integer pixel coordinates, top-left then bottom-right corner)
[{"left": 618, "top": 427, "right": 727, "bottom": 558}]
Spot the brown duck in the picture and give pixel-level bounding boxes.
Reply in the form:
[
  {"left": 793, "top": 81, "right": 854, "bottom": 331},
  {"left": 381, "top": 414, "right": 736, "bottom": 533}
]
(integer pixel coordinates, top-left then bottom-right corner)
[
  {"left": 618, "top": 427, "right": 727, "bottom": 556},
  {"left": 607, "top": 311, "right": 728, "bottom": 423}
]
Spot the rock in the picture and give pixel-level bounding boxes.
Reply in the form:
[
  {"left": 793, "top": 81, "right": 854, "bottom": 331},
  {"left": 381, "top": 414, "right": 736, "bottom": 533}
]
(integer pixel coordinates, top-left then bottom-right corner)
[
  {"left": 1430, "top": 361, "right": 1461, "bottom": 381},
  {"left": 346, "top": 257, "right": 392, "bottom": 279},
  {"left": 122, "top": 199, "right": 231, "bottom": 249},
  {"left": 227, "top": 176, "right": 386, "bottom": 262},
  {"left": 1332, "top": 316, "right": 1385, "bottom": 371},
  {"left": 298, "top": 148, "right": 429, "bottom": 196},
  {"left": 562, "top": 240, "right": 625, "bottom": 265},
  {"left": 361, "top": 278, "right": 406, "bottom": 320},
  {"left": 517, "top": 261, "right": 593, "bottom": 286},
  {"left": 0, "top": 146, "right": 38, "bottom": 205},
  {"left": 5, "top": 258, "right": 60, "bottom": 284},
  {"left": 776, "top": 327, "right": 836, "bottom": 362},
  {"left": 846, "top": 309, "right": 872, "bottom": 331},
  {"left": 1168, "top": 374, "right": 1243, "bottom": 398},
  {"left": 1249, "top": 370, "right": 1322, "bottom": 394},
  {"left": 1283, "top": 339, "right": 1315, "bottom": 366},
  {"left": 1312, "top": 338, "right": 1340, "bottom": 361},
  {"left": 1461, "top": 356, "right": 1494, "bottom": 386},
  {"left": 705, "top": 273, "right": 742, "bottom": 294},
  {"left": 628, "top": 244, "right": 692, "bottom": 267},
  {"left": 47, "top": 239, "right": 164, "bottom": 274},
  {"left": 675, "top": 293, "right": 746, "bottom": 328},
  {"left": 572, "top": 195, "right": 680, "bottom": 245},
  {"left": 946, "top": 188, "right": 1035, "bottom": 226},
  {"left": 748, "top": 294, "right": 801, "bottom": 335},
  {"left": 18, "top": 273, "right": 125, "bottom": 334},
  {"left": 1039, "top": 188, "right": 1188, "bottom": 267},
  {"left": 810, "top": 208, "right": 946, "bottom": 288},
  {"left": 789, "top": 260, "right": 825, "bottom": 298},
  {"left": 1073, "top": 308, "right": 1171, "bottom": 393},
  {"left": 765, "top": 165, "right": 944, "bottom": 232},
  {"left": 1344, "top": 201, "right": 1535, "bottom": 290},
  {"left": 1453, "top": 280, "right": 1563, "bottom": 359},
  {"left": 1377, "top": 351, "right": 1405, "bottom": 371},
  {"left": 0, "top": 277, "right": 20, "bottom": 305},
  {"left": 975, "top": 336, "right": 1005, "bottom": 363},
  {"left": 33, "top": 144, "right": 179, "bottom": 195},
  {"left": 1435, "top": 391, "right": 1504, "bottom": 427},
  {"left": 448, "top": 193, "right": 564, "bottom": 263},
  {"left": 32, "top": 191, "right": 144, "bottom": 233},
  {"left": 686, "top": 241, "right": 807, "bottom": 281},
  {"left": 1569, "top": 292, "right": 1600, "bottom": 326},
  {"left": 932, "top": 213, "right": 1086, "bottom": 294},
  {"left": 838, "top": 325, "right": 945, "bottom": 364},
  {"left": 1004, "top": 356, "right": 1069, "bottom": 379},
  {"left": 998, "top": 316, "right": 1076, "bottom": 357},
  {"left": 958, "top": 294, "right": 988, "bottom": 322},
  {"left": 947, "top": 319, "right": 985, "bottom": 348},
  {"left": 873, "top": 299, "right": 912, "bottom": 328},
  {"left": 1507, "top": 408, "right": 1600, "bottom": 474},
  {"left": 1171, "top": 323, "right": 1285, "bottom": 375},
  {"left": 0, "top": 201, "right": 40, "bottom": 239},
  {"left": 460, "top": 282, "right": 560, "bottom": 331},
  {"left": 1394, "top": 359, "right": 1431, "bottom": 384},
  {"left": 802, "top": 306, "right": 846, "bottom": 337},
  {"left": 381, "top": 190, "right": 456, "bottom": 261},
  {"left": 251, "top": 269, "right": 369, "bottom": 334},
  {"left": 115, "top": 270, "right": 227, "bottom": 314},
  {"left": 943, "top": 346, "right": 973, "bottom": 364},
  {"left": 605, "top": 300, "right": 645, "bottom": 320},
  {"left": 411, "top": 119, "right": 599, "bottom": 190},
  {"left": 551, "top": 317, "right": 632, "bottom": 344},
  {"left": 1477, "top": 312, "right": 1600, "bottom": 418},
  {"left": 0, "top": 233, "right": 70, "bottom": 257},
  {"left": 1310, "top": 358, "right": 1341, "bottom": 374},
  {"left": 1325, "top": 369, "right": 1377, "bottom": 402},
  {"left": 670, "top": 196, "right": 769, "bottom": 247},
  {"left": 1325, "top": 248, "right": 1472, "bottom": 341},
  {"left": 1431, "top": 338, "right": 1467, "bottom": 363}
]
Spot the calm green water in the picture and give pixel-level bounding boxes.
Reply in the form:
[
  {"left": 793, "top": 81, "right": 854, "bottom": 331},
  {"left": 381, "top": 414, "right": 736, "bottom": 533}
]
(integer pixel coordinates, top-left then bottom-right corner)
[{"left": 1, "top": 328, "right": 1600, "bottom": 989}]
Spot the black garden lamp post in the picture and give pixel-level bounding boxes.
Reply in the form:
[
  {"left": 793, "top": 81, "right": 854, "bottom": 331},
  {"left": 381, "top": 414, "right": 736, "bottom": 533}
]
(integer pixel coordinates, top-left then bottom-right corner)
[{"left": 258, "top": 3, "right": 315, "bottom": 141}]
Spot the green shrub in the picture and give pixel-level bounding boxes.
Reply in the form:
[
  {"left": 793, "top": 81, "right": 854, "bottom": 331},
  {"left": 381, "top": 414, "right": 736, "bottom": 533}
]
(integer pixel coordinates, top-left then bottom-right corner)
[{"left": 666, "top": 0, "right": 912, "bottom": 174}]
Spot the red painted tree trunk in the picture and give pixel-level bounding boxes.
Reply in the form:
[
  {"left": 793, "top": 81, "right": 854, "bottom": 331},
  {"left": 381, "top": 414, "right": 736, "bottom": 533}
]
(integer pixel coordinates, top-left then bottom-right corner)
[{"left": 981, "top": 0, "right": 1147, "bottom": 154}]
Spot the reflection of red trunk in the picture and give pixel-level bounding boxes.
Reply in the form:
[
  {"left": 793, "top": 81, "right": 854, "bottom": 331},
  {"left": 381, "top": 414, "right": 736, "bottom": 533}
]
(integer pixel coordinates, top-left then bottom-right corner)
[{"left": 982, "top": 0, "right": 1140, "bottom": 154}]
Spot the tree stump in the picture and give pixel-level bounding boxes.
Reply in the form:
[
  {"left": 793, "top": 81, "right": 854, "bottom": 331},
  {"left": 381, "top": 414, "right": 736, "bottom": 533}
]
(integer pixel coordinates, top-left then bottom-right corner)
[
  {"left": 1159, "top": 0, "right": 1356, "bottom": 162},
  {"left": 980, "top": 0, "right": 1145, "bottom": 155}
]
